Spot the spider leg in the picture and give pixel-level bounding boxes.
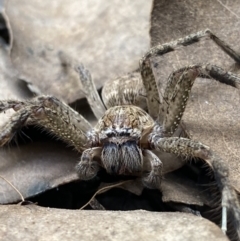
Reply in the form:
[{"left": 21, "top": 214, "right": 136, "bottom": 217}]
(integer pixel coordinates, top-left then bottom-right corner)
[
  {"left": 75, "top": 64, "right": 106, "bottom": 119},
  {"left": 0, "top": 100, "right": 25, "bottom": 112},
  {"left": 59, "top": 52, "right": 106, "bottom": 119},
  {"left": 149, "top": 135, "right": 240, "bottom": 237},
  {"left": 0, "top": 96, "right": 91, "bottom": 152},
  {"left": 161, "top": 64, "right": 240, "bottom": 136},
  {"left": 142, "top": 149, "right": 163, "bottom": 189},
  {"left": 140, "top": 29, "right": 240, "bottom": 120},
  {"left": 76, "top": 147, "right": 102, "bottom": 180}
]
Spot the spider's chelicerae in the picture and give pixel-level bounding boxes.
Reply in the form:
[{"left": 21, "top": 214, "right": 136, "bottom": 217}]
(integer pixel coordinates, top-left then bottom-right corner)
[{"left": 1, "top": 29, "right": 240, "bottom": 236}]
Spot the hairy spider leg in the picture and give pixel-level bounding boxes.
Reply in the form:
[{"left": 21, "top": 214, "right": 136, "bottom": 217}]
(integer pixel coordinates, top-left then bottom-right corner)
[
  {"left": 0, "top": 96, "right": 91, "bottom": 152},
  {"left": 140, "top": 29, "right": 240, "bottom": 237},
  {"left": 75, "top": 64, "right": 106, "bottom": 119},
  {"left": 140, "top": 29, "right": 240, "bottom": 121},
  {"left": 149, "top": 134, "right": 240, "bottom": 237},
  {"left": 76, "top": 147, "right": 102, "bottom": 180},
  {"left": 161, "top": 64, "right": 240, "bottom": 136},
  {"left": 59, "top": 52, "right": 106, "bottom": 120}
]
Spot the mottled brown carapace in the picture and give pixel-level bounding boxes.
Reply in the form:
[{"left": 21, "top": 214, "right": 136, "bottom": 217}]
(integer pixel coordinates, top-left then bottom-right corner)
[
  {"left": 1, "top": 29, "right": 240, "bottom": 236},
  {"left": 89, "top": 106, "right": 155, "bottom": 176}
]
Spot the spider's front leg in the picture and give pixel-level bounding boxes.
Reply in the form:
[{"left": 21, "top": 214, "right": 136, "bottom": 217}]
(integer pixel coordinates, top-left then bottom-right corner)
[
  {"left": 59, "top": 52, "right": 106, "bottom": 120},
  {"left": 160, "top": 64, "right": 240, "bottom": 136},
  {"left": 75, "top": 64, "right": 106, "bottom": 119},
  {"left": 149, "top": 134, "right": 240, "bottom": 236},
  {"left": 140, "top": 29, "right": 240, "bottom": 123},
  {"left": 0, "top": 96, "right": 91, "bottom": 152}
]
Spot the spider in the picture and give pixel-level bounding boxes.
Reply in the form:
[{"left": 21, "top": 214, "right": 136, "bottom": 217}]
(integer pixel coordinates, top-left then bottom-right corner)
[{"left": 0, "top": 29, "right": 240, "bottom": 237}]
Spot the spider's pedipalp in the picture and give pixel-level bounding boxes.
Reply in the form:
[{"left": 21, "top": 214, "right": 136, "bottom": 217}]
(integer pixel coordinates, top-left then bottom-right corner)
[
  {"left": 0, "top": 96, "right": 91, "bottom": 152},
  {"left": 149, "top": 135, "right": 240, "bottom": 236},
  {"left": 76, "top": 147, "right": 101, "bottom": 180},
  {"left": 142, "top": 149, "right": 162, "bottom": 189}
]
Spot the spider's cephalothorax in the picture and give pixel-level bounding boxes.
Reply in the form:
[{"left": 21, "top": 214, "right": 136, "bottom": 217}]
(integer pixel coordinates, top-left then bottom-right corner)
[
  {"left": 78, "top": 105, "right": 158, "bottom": 184},
  {"left": 1, "top": 29, "right": 240, "bottom": 236}
]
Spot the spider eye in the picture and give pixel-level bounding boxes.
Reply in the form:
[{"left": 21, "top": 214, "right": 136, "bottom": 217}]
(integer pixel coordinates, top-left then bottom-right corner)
[
  {"left": 104, "top": 128, "right": 132, "bottom": 138},
  {"left": 101, "top": 140, "right": 143, "bottom": 175}
]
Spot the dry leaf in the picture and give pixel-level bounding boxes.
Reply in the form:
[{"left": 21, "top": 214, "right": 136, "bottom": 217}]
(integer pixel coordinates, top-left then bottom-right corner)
[{"left": 0, "top": 141, "right": 79, "bottom": 204}]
